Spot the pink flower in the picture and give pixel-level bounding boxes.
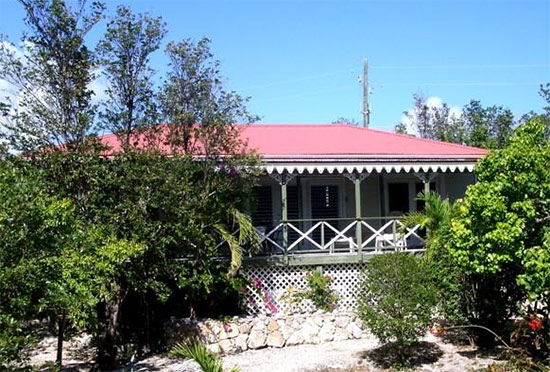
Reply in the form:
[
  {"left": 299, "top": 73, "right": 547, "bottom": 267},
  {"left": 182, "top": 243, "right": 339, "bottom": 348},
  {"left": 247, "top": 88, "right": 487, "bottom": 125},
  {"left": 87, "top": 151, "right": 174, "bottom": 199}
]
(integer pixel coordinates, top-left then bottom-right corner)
[
  {"left": 266, "top": 301, "right": 278, "bottom": 314},
  {"left": 251, "top": 277, "right": 263, "bottom": 289}
]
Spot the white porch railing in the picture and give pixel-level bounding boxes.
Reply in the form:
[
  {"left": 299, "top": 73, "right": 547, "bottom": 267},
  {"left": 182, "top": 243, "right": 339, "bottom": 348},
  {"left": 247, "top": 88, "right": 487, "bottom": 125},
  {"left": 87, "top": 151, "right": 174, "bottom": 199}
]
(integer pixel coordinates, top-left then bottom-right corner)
[{"left": 244, "top": 217, "right": 425, "bottom": 256}]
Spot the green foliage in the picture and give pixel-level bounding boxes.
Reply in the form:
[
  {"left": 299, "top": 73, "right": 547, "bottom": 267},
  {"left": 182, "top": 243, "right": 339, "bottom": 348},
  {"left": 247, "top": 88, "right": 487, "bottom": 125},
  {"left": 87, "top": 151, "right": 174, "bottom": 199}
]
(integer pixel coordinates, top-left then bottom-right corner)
[
  {"left": 449, "top": 118, "right": 550, "bottom": 310},
  {"left": 0, "top": 314, "right": 34, "bottom": 366},
  {"left": 462, "top": 100, "right": 514, "bottom": 149},
  {"left": 97, "top": 5, "right": 167, "bottom": 148},
  {"left": 396, "top": 93, "right": 465, "bottom": 143},
  {"left": 0, "top": 0, "right": 104, "bottom": 151},
  {"left": 296, "top": 269, "right": 338, "bottom": 312},
  {"left": 32, "top": 148, "right": 258, "bottom": 367},
  {"left": 170, "top": 338, "right": 240, "bottom": 372},
  {"left": 158, "top": 37, "right": 259, "bottom": 156},
  {"left": 403, "top": 192, "right": 468, "bottom": 325},
  {"left": 358, "top": 253, "right": 437, "bottom": 346},
  {"left": 395, "top": 94, "right": 515, "bottom": 149},
  {"left": 0, "top": 2, "right": 259, "bottom": 369},
  {"left": 0, "top": 157, "right": 147, "bottom": 367}
]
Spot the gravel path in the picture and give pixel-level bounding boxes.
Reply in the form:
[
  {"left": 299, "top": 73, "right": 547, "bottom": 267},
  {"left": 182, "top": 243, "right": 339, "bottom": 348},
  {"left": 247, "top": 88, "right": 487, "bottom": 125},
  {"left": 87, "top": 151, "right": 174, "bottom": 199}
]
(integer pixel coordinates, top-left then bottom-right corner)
[{"left": 132, "top": 334, "right": 499, "bottom": 372}]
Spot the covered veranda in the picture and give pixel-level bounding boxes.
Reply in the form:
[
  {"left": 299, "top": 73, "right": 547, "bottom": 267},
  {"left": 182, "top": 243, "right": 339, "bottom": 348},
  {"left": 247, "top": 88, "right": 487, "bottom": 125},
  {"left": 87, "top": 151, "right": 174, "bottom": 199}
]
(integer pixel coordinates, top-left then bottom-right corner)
[{"left": 245, "top": 160, "right": 477, "bottom": 265}]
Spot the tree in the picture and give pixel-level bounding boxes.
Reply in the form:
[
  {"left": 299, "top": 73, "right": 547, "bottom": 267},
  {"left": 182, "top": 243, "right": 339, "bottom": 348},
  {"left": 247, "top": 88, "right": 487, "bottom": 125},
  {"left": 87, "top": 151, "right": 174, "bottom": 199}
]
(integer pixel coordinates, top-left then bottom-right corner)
[
  {"left": 158, "top": 37, "right": 259, "bottom": 156},
  {"left": 0, "top": 157, "right": 145, "bottom": 368},
  {"left": 395, "top": 93, "right": 464, "bottom": 143},
  {"left": 448, "top": 117, "right": 550, "bottom": 344},
  {"left": 332, "top": 117, "right": 358, "bottom": 125},
  {"left": 0, "top": 0, "right": 104, "bottom": 152},
  {"left": 396, "top": 94, "right": 516, "bottom": 149},
  {"left": 0, "top": 159, "right": 77, "bottom": 366},
  {"left": 34, "top": 149, "right": 259, "bottom": 368},
  {"left": 97, "top": 5, "right": 166, "bottom": 149},
  {"left": 462, "top": 100, "right": 514, "bottom": 149}
]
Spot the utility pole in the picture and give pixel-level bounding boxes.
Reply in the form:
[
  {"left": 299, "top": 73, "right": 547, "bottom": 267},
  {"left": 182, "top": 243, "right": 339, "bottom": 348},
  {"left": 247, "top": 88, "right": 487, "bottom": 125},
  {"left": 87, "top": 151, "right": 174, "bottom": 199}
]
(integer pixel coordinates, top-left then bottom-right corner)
[{"left": 362, "top": 58, "right": 370, "bottom": 128}]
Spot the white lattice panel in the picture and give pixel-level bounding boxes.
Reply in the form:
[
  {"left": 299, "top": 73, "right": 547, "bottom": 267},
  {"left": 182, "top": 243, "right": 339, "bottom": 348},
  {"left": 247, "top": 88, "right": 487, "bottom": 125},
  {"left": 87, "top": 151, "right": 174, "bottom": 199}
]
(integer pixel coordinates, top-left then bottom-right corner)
[{"left": 241, "top": 263, "right": 366, "bottom": 315}]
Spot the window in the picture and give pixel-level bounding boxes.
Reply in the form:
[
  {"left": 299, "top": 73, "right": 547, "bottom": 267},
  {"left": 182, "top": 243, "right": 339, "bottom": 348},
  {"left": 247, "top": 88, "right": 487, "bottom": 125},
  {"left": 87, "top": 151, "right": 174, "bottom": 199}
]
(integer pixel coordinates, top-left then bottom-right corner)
[
  {"left": 251, "top": 186, "right": 272, "bottom": 226},
  {"left": 388, "top": 183, "right": 409, "bottom": 215}
]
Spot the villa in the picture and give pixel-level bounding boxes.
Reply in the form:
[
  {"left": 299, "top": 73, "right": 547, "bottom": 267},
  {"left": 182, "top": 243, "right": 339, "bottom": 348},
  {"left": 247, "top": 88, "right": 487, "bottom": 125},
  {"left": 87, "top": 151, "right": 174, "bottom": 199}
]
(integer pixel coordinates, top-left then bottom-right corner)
[{"left": 100, "top": 123, "right": 488, "bottom": 314}]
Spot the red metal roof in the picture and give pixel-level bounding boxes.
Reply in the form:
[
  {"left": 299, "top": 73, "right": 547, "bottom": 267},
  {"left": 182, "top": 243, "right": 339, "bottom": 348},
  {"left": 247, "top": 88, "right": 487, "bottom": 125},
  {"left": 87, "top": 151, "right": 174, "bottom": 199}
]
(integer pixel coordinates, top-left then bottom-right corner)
[
  {"left": 98, "top": 124, "right": 488, "bottom": 160},
  {"left": 241, "top": 124, "right": 488, "bottom": 159}
]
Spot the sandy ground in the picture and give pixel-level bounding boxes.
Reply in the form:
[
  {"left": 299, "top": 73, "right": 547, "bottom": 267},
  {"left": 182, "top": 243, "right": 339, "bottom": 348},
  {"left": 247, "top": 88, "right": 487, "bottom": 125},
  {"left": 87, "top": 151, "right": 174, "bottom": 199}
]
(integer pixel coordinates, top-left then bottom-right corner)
[
  {"left": 132, "top": 334, "right": 499, "bottom": 372},
  {"left": 29, "top": 333, "right": 502, "bottom": 372}
]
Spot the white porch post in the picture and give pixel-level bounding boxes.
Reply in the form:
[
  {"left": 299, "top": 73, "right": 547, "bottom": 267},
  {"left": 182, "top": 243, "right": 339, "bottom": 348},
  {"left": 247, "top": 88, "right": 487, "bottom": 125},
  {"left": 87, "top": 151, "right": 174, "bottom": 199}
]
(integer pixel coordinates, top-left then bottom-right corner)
[
  {"left": 345, "top": 172, "right": 369, "bottom": 255},
  {"left": 424, "top": 173, "right": 430, "bottom": 195}
]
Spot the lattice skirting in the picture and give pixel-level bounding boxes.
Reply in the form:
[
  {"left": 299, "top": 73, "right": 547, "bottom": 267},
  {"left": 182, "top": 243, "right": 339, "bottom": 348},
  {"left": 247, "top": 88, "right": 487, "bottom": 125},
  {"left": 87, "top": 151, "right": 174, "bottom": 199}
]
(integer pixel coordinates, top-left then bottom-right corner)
[{"left": 241, "top": 263, "right": 366, "bottom": 315}]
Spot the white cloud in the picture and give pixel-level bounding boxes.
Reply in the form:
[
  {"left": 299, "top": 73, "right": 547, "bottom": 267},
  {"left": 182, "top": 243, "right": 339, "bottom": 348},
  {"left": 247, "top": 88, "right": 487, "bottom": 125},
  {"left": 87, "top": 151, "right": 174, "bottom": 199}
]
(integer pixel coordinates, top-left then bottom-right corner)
[
  {"left": 90, "top": 70, "right": 108, "bottom": 103},
  {"left": 0, "top": 42, "right": 109, "bottom": 113},
  {"left": 425, "top": 96, "right": 443, "bottom": 109}
]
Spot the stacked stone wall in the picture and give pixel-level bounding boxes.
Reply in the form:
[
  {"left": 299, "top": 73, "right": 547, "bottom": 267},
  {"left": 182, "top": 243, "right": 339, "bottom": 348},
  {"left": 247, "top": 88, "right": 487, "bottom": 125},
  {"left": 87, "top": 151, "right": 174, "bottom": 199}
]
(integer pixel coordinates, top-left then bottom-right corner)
[{"left": 165, "top": 311, "right": 366, "bottom": 354}]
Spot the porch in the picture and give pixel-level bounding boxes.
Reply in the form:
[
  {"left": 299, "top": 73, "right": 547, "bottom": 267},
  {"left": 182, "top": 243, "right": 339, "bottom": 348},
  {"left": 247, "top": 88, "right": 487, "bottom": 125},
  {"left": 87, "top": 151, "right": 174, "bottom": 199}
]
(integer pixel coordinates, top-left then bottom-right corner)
[{"left": 244, "top": 167, "right": 475, "bottom": 265}]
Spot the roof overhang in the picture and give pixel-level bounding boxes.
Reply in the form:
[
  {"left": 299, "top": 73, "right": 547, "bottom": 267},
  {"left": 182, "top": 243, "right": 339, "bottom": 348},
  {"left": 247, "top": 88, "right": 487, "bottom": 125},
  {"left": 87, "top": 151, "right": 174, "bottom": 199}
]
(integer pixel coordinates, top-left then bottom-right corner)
[{"left": 260, "top": 158, "right": 479, "bottom": 174}]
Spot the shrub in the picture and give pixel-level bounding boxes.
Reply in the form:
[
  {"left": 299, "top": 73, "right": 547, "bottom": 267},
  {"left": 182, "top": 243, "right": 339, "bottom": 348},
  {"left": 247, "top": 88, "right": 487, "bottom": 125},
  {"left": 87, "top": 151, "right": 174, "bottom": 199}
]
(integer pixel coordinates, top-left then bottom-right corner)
[
  {"left": 358, "top": 253, "right": 437, "bottom": 346},
  {"left": 298, "top": 269, "right": 339, "bottom": 312}
]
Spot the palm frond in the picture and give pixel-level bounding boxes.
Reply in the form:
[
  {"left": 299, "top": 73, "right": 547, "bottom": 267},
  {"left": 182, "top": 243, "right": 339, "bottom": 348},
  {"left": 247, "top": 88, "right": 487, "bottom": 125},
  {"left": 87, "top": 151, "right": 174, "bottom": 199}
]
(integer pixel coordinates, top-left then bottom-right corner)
[
  {"left": 214, "top": 223, "right": 242, "bottom": 277},
  {"left": 402, "top": 191, "right": 456, "bottom": 258},
  {"left": 170, "top": 338, "right": 224, "bottom": 372},
  {"left": 170, "top": 338, "right": 241, "bottom": 372},
  {"left": 230, "top": 208, "right": 260, "bottom": 248}
]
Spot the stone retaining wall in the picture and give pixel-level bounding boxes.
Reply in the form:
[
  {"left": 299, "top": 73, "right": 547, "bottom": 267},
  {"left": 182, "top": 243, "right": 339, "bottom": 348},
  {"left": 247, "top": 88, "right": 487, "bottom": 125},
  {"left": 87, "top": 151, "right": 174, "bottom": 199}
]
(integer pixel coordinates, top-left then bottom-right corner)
[{"left": 165, "top": 311, "right": 366, "bottom": 354}]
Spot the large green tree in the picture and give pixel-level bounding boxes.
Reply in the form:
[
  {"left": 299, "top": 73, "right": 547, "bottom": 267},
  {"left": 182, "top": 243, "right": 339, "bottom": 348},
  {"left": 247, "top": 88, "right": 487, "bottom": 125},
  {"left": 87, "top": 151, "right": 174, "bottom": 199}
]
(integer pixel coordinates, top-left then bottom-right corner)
[
  {"left": 158, "top": 37, "right": 259, "bottom": 156},
  {"left": 462, "top": 100, "right": 514, "bottom": 149},
  {"left": 97, "top": 5, "right": 166, "bottom": 149},
  {"left": 395, "top": 94, "right": 465, "bottom": 143},
  {"left": 395, "top": 94, "right": 515, "bottom": 149},
  {"left": 0, "top": 0, "right": 104, "bottom": 152},
  {"left": 448, "top": 117, "right": 550, "bottom": 332},
  {"left": 0, "top": 158, "right": 144, "bottom": 368}
]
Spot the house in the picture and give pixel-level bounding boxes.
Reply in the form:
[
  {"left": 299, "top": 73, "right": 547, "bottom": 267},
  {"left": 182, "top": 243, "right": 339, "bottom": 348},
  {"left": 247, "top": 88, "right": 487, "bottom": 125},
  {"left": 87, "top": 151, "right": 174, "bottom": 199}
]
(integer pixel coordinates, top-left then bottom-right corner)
[
  {"left": 238, "top": 124, "right": 487, "bottom": 263},
  {"left": 100, "top": 123, "right": 488, "bottom": 314}
]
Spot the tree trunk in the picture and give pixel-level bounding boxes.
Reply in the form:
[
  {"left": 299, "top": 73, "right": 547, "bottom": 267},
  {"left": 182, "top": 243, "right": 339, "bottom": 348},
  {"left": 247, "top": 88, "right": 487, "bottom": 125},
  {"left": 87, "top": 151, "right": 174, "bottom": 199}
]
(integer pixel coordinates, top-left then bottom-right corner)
[
  {"left": 56, "top": 312, "right": 66, "bottom": 367},
  {"left": 97, "top": 293, "right": 124, "bottom": 370}
]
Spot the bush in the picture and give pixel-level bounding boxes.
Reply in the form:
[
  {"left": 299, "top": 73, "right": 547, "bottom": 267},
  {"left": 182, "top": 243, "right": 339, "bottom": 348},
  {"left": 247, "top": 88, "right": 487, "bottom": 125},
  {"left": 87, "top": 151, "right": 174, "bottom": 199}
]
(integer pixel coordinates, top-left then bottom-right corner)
[
  {"left": 358, "top": 253, "right": 437, "bottom": 346},
  {"left": 298, "top": 270, "right": 339, "bottom": 312}
]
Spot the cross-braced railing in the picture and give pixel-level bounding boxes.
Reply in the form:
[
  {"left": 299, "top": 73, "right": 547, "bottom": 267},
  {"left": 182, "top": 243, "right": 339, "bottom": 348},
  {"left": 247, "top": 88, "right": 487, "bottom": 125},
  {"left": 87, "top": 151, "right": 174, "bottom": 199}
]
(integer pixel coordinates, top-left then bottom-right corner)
[{"left": 243, "top": 217, "right": 425, "bottom": 257}]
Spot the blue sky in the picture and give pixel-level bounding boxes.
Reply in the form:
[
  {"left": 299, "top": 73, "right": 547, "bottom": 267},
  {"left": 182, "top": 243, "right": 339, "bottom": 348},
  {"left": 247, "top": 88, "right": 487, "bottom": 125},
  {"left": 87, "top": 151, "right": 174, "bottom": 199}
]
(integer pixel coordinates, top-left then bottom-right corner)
[{"left": 1, "top": 0, "right": 549, "bottom": 131}]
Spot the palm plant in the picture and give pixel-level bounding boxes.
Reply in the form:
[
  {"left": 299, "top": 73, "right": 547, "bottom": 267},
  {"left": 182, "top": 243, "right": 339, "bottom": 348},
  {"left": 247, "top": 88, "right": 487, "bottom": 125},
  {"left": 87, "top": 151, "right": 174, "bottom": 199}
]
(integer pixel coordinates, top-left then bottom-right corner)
[
  {"left": 402, "top": 191, "right": 456, "bottom": 258},
  {"left": 214, "top": 207, "right": 260, "bottom": 277},
  {"left": 170, "top": 338, "right": 240, "bottom": 372}
]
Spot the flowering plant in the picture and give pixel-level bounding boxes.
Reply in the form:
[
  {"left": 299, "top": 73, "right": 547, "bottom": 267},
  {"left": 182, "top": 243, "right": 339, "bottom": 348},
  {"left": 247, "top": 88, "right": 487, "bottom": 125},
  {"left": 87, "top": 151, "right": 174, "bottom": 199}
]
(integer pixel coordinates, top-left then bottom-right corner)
[
  {"left": 247, "top": 277, "right": 278, "bottom": 314},
  {"left": 511, "top": 314, "right": 549, "bottom": 358}
]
